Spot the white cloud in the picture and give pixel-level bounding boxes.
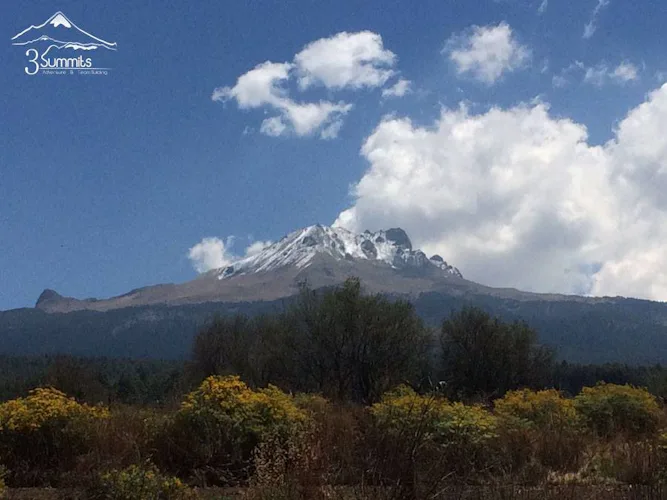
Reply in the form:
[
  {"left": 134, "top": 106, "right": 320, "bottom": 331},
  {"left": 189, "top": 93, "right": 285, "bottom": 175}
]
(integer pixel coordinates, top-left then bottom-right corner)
[
  {"left": 284, "top": 101, "right": 353, "bottom": 136},
  {"left": 294, "top": 31, "right": 396, "bottom": 90},
  {"left": 538, "top": 0, "right": 548, "bottom": 14},
  {"left": 213, "top": 31, "right": 399, "bottom": 139},
  {"left": 612, "top": 61, "right": 640, "bottom": 82},
  {"left": 320, "top": 119, "right": 345, "bottom": 140},
  {"left": 382, "top": 78, "right": 412, "bottom": 98},
  {"left": 188, "top": 238, "right": 274, "bottom": 273},
  {"left": 334, "top": 84, "right": 667, "bottom": 301},
  {"left": 212, "top": 61, "right": 291, "bottom": 108},
  {"left": 444, "top": 22, "right": 530, "bottom": 85},
  {"left": 214, "top": 61, "right": 352, "bottom": 138},
  {"left": 260, "top": 116, "right": 288, "bottom": 137},
  {"left": 584, "top": 61, "right": 639, "bottom": 86},
  {"left": 583, "top": 0, "right": 610, "bottom": 39},
  {"left": 188, "top": 237, "right": 235, "bottom": 273},
  {"left": 244, "top": 240, "right": 273, "bottom": 257},
  {"left": 552, "top": 74, "right": 570, "bottom": 88},
  {"left": 552, "top": 61, "right": 585, "bottom": 87},
  {"left": 553, "top": 60, "right": 639, "bottom": 87}
]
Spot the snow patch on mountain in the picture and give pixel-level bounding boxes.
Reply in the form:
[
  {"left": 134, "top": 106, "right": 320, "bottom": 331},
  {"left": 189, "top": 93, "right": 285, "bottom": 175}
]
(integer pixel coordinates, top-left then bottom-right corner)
[{"left": 213, "top": 225, "right": 462, "bottom": 280}]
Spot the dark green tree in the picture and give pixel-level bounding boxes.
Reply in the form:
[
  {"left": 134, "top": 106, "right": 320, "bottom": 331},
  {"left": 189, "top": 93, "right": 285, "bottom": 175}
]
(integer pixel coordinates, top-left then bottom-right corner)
[
  {"left": 439, "top": 307, "right": 553, "bottom": 400},
  {"left": 282, "top": 278, "right": 433, "bottom": 403},
  {"left": 190, "top": 278, "right": 433, "bottom": 403}
]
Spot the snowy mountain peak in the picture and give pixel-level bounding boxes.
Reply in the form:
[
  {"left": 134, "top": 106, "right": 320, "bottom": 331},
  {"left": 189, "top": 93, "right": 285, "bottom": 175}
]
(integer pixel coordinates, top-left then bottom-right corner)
[{"left": 213, "top": 225, "right": 462, "bottom": 280}]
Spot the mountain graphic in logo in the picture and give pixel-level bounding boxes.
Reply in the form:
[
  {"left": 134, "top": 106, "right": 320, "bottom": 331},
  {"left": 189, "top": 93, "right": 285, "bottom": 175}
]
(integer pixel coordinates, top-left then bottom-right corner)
[{"left": 11, "top": 11, "right": 117, "bottom": 56}]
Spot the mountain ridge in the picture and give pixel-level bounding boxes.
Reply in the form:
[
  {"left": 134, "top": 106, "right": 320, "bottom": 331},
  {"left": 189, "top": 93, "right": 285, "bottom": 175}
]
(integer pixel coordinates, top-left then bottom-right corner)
[
  {"left": 33, "top": 224, "right": 634, "bottom": 314},
  {"left": 6, "top": 222, "right": 667, "bottom": 363}
]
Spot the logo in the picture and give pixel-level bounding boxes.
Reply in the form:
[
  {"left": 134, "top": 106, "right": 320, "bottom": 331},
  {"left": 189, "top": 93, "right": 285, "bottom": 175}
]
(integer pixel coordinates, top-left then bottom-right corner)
[{"left": 11, "top": 11, "right": 117, "bottom": 76}]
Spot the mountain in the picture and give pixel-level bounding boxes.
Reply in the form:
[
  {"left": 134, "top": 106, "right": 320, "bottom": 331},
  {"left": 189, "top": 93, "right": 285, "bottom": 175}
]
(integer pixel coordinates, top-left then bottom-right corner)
[
  {"left": 11, "top": 11, "right": 117, "bottom": 51},
  {"left": 5, "top": 224, "right": 667, "bottom": 364},
  {"left": 35, "top": 225, "right": 470, "bottom": 313}
]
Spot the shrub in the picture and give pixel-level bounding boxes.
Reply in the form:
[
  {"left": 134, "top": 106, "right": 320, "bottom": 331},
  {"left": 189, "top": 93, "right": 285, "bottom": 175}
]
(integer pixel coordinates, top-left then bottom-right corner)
[
  {"left": 369, "top": 385, "right": 498, "bottom": 495},
  {"left": 371, "top": 386, "right": 497, "bottom": 448},
  {"left": 77, "top": 407, "right": 167, "bottom": 479},
  {"left": 495, "top": 389, "right": 584, "bottom": 472},
  {"left": 495, "top": 389, "right": 580, "bottom": 429},
  {"left": 0, "top": 387, "right": 109, "bottom": 486},
  {"left": 574, "top": 383, "right": 661, "bottom": 438},
  {"left": 88, "top": 462, "right": 192, "bottom": 499},
  {"left": 293, "top": 393, "right": 329, "bottom": 416},
  {"left": 0, "top": 465, "right": 6, "bottom": 499},
  {"left": 158, "top": 376, "right": 309, "bottom": 485}
]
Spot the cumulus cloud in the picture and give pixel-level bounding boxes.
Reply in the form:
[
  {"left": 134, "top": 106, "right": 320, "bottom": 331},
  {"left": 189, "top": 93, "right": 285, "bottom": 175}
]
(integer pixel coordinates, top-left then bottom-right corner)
[
  {"left": 444, "top": 22, "right": 530, "bottom": 85},
  {"left": 583, "top": 0, "right": 610, "bottom": 39},
  {"left": 334, "top": 83, "right": 667, "bottom": 301},
  {"left": 381, "top": 78, "right": 412, "bottom": 98},
  {"left": 188, "top": 237, "right": 236, "bottom": 273},
  {"left": 213, "top": 31, "right": 398, "bottom": 139},
  {"left": 553, "top": 60, "right": 639, "bottom": 87},
  {"left": 213, "top": 61, "right": 352, "bottom": 138},
  {"left": 294, "top": 31, "right": 396, "bottom": 90}
]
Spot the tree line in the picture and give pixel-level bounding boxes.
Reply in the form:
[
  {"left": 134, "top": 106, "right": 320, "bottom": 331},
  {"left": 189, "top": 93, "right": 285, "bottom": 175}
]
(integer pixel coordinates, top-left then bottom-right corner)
[{"left": 3, "top": 277, "right": 667, "bottom": 405}]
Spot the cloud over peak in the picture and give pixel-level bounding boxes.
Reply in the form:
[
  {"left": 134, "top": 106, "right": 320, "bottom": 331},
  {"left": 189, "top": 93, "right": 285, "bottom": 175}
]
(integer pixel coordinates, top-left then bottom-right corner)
[
  {"left": 188, "top": 237, "right": 235, "bottom": 273},
  {"left": 188, "top": 237, "right": 274, "bottom": 273},
  {"left": 335, "top": 84, "right": 667, "bottom": 301}
]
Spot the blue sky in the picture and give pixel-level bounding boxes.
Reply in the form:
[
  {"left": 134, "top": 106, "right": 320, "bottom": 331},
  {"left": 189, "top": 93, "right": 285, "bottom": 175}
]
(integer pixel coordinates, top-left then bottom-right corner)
[{"left": 2, "top": 0, "right": 667, "bottom": 310}]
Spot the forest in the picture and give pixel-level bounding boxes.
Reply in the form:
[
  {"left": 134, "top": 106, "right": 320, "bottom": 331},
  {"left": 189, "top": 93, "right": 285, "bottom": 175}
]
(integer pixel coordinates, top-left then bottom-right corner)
[{"left": 2, "top": 278, "right": 667, "bottom": 499}]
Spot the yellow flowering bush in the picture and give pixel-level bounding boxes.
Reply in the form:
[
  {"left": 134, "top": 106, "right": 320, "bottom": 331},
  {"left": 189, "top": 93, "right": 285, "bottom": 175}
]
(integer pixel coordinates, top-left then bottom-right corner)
[
  {"left": 494, "top": 389, "right": 584, "bottom": 471},
  {"left": 0, "top": 387, "right": 109, "bottom": 486},
  {"left": 88, "top": 463, "right": 192, "bottom": 499},
  {"left": 0, "top": 387, "right": 108, "bottom": 432},
  {"left": 371, "top": 385, "right": 497, "bottom": 444},
  {"left": 574, "top": 383, "right": 662, "bottom": 438},
  {"left": 495, "top": 389, "right": 582, "bottom": 430},
  {"left": 370, "top": 386, "right": 498, "bottom": 479},
  {"left": 159, "top": 376, "right": 309, "bottom": 484}
]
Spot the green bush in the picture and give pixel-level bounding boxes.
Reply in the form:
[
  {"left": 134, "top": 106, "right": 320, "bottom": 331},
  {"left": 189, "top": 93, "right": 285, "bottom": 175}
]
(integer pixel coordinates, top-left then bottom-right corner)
[
  {"left": 88, "top": 462, "right": 192, "bottom": 499},
  {"left": 158, "top": 375, "right": 309, "bottom": 485},
  {"left": 574, "top": 383, "right": 661, "bottom": 438},
  {"left": 0, "top": 387, "right": 109, "bottom": 486}
]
